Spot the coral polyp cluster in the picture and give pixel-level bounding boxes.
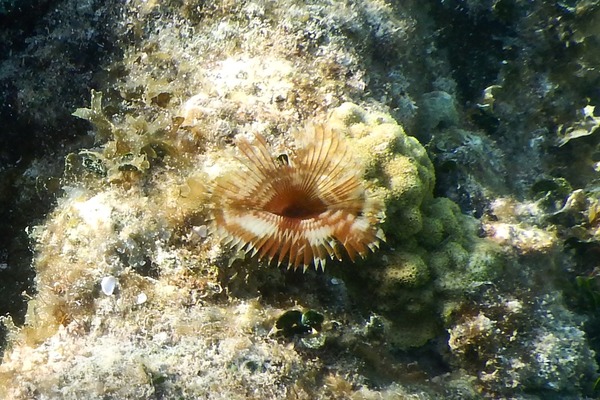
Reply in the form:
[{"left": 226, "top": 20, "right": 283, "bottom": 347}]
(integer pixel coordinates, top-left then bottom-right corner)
[{"left": 210, "top": 123, "right": 384, "bottom": 271}]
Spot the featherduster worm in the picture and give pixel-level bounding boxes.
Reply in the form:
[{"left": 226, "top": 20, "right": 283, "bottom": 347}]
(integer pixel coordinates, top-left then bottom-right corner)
[{"left": 211, "top": 123, "right": 384, "bottom": 271}]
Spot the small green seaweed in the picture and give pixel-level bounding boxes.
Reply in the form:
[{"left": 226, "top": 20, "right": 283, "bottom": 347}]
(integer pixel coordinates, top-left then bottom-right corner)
[
  {"left": 271, "top": 309, "right": 324, "bottom": 337},
  {"left": 64, "top": 150, "right": 107, "bottom": 179},
  {"left": 557, "top": 104, "right": 600, "bottom": 147},
  {"left": 72, "top": 90, "right": 115, "bottom": 142},
  {"left": 575, "top": 274, "right": 600, "bottom": 309},
  {"left": 71, "top": 90, "right": 183, "bottom": 185}
]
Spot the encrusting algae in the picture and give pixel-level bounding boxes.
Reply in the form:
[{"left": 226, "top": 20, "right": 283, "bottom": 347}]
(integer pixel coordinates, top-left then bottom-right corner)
[{"left": 210, "top": 123, "right": 385, "bottom": 271}]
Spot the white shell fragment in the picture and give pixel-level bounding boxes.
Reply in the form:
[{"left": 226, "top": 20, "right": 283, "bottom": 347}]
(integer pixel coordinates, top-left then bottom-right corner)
[
  {"left": 100, "top": 276, "right": 117, "bottom": 296},
  {"left": 192, "top": 224, "right": 208, "bottom": 239},
  {"left": 136, "top": 292, "right": 148, "bottom": 305}
]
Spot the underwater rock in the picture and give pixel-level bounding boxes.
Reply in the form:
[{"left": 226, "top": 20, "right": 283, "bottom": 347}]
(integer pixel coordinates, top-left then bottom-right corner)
[{"left": 2, "top": 0, "right": 600, "bottom": 399}]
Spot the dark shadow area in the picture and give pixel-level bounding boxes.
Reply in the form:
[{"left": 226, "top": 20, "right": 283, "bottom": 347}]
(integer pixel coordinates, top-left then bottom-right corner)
[{"left": 428, "top": 0, "right": 520, "bottom": 105}]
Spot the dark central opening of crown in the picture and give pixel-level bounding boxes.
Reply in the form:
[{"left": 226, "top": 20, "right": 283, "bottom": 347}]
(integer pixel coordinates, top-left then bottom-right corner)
[{"left": 264, "top": 186, "right": 327, "bottom": 219}]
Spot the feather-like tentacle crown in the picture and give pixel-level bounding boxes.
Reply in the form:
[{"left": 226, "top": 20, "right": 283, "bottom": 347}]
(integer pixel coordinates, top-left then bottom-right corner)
[{"left": 211, "top": 123, "right": 384, "bottom": 271}]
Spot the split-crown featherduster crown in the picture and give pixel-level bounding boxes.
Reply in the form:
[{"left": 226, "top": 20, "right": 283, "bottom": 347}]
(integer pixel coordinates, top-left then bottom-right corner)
[{"left": 211, "top": 123, "right": 384, "bottom": 271}]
